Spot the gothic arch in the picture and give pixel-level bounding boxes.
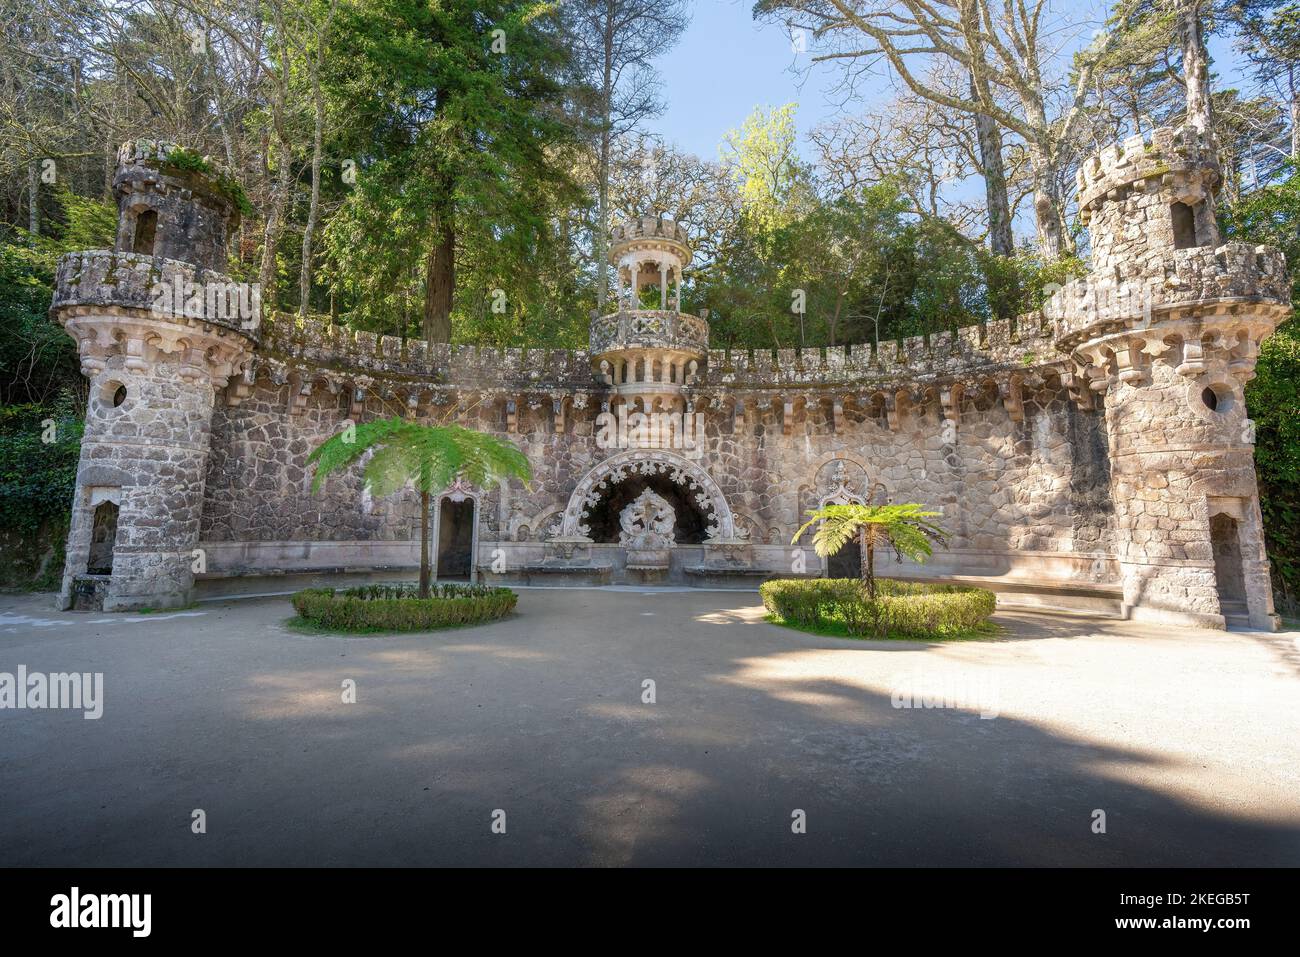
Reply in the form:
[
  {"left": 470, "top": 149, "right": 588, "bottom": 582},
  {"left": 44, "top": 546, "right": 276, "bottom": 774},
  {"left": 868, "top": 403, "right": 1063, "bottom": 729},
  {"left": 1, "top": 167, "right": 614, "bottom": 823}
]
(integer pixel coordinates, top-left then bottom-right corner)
[{"left": 561, "top": 449, "right": 744, "bottom": 541}]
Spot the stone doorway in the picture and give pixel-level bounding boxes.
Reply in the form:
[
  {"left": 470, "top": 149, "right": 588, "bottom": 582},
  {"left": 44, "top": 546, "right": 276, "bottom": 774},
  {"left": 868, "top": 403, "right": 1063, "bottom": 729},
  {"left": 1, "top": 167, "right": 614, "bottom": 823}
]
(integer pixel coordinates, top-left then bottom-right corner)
[
  {"left": 826, "top": 536, "right": 862, "bottom": 580},
  {"left": 436, "top": 498, "right": 475, "bottom": 581},
  {"left": 1210, "top": 512, "right": 1247, "bottom": 606},
  {"left": 87, "top": 500, "right": 119, "bottom": 575}
]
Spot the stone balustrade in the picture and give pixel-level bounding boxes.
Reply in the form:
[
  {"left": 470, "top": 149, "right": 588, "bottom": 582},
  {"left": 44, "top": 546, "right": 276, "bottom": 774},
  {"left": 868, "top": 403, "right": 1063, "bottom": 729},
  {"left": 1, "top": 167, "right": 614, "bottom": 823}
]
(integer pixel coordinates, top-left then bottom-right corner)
[
  {"left": 589, "top": 309, "right": 710, "bottom": 356},
  {"left": 52, "top": 250, "right": 259, "bottom": 341},
  {"left": 1046, "top": 243, "right": 1291, "bottom": 351}
]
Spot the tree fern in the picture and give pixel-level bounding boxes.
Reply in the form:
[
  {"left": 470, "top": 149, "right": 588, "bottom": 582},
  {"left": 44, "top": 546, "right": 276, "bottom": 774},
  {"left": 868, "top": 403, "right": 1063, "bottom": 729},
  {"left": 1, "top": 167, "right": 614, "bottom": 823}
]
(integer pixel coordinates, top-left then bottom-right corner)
[
  {"left": 307, "top": 418, "right": 532, "bottom": 597},
  {"left": 792, "top": 503, "right": 949, "bottom": 598}
]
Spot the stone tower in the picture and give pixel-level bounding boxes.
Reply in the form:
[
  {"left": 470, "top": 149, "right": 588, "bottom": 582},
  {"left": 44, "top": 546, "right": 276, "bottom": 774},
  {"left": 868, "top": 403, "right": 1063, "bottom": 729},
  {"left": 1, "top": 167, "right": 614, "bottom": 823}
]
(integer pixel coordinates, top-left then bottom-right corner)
[
  {"left": 51, "top": 141, "right": 257, "bottom": 610},
  {"left": 592, "top": 216, "right": 708, "bottom": 410},
  {"left": 1050, "top": 126, "right": 1291, "bottom": 629}
]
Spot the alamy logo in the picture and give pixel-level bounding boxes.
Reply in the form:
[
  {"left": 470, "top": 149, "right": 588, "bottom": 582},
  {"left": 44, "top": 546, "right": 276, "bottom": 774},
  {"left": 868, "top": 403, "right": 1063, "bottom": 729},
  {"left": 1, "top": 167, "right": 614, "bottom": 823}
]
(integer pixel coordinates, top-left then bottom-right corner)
[
  {"left": 0, "top": 666, "right": 103, "bottom": 719},
  {"left": 595, "top": 407, "right": 705, "bottom": 457},
  {"left": 50, "top": 887, "right": 151, "bottom": 937},
  {"left": 151, "top": 276, "right": 261, "bottom": 329}
]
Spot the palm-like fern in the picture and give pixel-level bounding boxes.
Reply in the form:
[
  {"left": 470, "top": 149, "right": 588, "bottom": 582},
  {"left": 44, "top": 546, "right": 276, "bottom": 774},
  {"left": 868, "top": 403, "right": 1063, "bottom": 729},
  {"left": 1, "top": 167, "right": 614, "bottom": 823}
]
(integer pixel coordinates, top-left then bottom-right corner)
[
  {"left": 307, "top": 418, "right": 531, "bottom": 597},
  {"left": 791, "top": 503, "right": 949, "bottom": 599}
]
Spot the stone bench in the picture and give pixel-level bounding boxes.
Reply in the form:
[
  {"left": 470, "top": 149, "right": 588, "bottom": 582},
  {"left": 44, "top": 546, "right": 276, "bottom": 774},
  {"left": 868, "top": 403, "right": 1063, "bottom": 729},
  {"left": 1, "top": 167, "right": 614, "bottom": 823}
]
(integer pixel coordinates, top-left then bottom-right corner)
[{"left": 482, "top": 564, "right": 613, "bottom": 587}]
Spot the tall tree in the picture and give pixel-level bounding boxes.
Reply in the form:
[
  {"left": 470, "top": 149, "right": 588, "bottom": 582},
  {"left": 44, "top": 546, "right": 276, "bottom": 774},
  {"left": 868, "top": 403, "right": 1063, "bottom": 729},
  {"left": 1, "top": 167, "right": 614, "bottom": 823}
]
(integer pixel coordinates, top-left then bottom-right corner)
[
  {"left": 568, "top": 0, "right": 689, "bottom": 312},
  {"left": 325, "top": 0, "right": 578, "bottom": 343},
  {"left": 756, "top": 0, "right": 1138, "bottom": 259},
  {"left": 719, "top": 103, "right": 812, "bottom": 242},
  {"left": 1228, "top": 0, "right": 1300, "bottom": 160}
]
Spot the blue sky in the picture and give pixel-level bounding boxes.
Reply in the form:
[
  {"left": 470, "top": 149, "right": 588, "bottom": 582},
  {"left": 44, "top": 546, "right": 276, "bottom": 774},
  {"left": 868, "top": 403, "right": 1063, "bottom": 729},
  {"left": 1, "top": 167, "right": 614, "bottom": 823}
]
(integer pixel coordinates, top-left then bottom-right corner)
[
  {"left": 650, "top": 0, "right": 840, "bottom": 160},
  {"left": 648, "top": 1, "right": 1252, "bottom": 162}
]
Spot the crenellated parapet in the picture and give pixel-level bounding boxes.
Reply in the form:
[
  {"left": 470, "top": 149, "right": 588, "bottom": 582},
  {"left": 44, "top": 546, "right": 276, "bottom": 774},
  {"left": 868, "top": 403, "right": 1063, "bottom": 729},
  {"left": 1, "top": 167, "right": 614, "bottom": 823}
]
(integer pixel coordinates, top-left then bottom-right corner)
[
  {"left": 1076, "top": 125, "right": 1219, "bottom": 214},
  {"left": 1078, "top": 125, "right": 1223, "bottom": 279},
  {"left": 1046, "top": 242, "right": 1290, "bottom": 366},
  {"left": 255, "top": 313, "right": 594, "bottom": 388},
  {"left": 609, "top": 215, "right": 692, "bottom": 253},
  {"left": 704, "top": 317, "right": 1058, "bottom": 388}
]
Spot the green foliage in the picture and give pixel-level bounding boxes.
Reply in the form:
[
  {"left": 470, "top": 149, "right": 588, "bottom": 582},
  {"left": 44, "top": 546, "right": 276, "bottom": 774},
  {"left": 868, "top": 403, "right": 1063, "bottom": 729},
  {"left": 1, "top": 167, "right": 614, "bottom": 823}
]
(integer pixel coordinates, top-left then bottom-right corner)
[
  {"left": 0, "top": 202, "right": 102, "bottom": 590},
  {"left": 792, "top": 502, "right": 949, "bottom": 598},
  {"left": 1223, "top": 166, "right": 1300, "bottom": 610},
  {"left": 307, "top": 418, "right": 531, "bottom": 497},
  {"left": 291, "top": 582, "right": 518, "bottom": 631},
  {"left": 0, "top": 407, "right": 83, "bottom": 533},
  {"left": 697, "top": 179, "right": 1083, "bottom": 351},
  {"left": 760, "top": 578, "right": 997, "bottom": 640},
  {"left": 719, "top": 103, "right": 812, "bottom": 241}
]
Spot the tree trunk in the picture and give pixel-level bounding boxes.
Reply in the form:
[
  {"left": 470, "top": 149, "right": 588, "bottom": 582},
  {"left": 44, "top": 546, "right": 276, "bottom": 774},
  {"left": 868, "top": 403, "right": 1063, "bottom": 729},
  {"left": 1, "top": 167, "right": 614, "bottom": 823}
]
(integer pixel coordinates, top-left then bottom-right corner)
[
  {"left": 1291, "top": 96, "right": 1299, "bottom": 162},
  {"left": 971, "top": 73, "right": 1013, "bottom": 257},
  {"left": 1028, "top": 144, "right": 1068, "bottom": 260},
  {"left": 423, "top": 211, "right": 454, "bottom": 343},
  {"left": 595, "top": 131, "right": 611, "bottom": 311},
  {"left": 258, "top": 133, "right": 293, "bottom": 313},
  {"left": 1177, "top": 1, "right": 1213, "bottom": 135},
  {"left": 419, "top": 489, "right": 431, "bottom": 598},
  {"left": 27, "top": 161, "right": 40, "bottom": 240},
  {"left": 299, "top": 59, "right": 325, "bottom": 318},
  {"left": 592, "top": 5, "right": 615, "bottom": 313},
  {"left": 859, "top": 527, "right": 876, "bottom": 600}
]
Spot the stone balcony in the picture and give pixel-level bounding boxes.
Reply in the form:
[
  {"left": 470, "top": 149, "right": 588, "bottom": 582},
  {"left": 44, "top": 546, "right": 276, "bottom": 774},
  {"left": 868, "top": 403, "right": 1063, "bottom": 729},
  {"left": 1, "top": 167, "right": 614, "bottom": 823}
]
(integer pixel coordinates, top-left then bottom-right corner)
[
  {"left": 52, "top": 250, "right": 260, "bottom": 341},
  {"left": 589, "top": 309, "right": 709, "bottom": 356},
  {"left": 1046, "top": 242, "right": 1291, "bottom": 351},
  {"left": 589, "top": 309, "right": 710, "bottom": 405}
]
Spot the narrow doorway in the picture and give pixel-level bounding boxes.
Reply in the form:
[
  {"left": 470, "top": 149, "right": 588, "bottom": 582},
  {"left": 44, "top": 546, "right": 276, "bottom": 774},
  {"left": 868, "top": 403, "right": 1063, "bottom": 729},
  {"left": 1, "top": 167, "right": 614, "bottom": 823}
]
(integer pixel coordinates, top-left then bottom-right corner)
[
  {"left": 132, "top": 210, "right": 158, "bottom": 255},
  {"left": 87, "top": 500, "right": 119, "bottom": 575},
  {"left": 1210, "top": 513, "right": 1247, "bottom": 607},
  {"left": 826, "top": 536, "right": 862, "bottom": 579},
  {"left": 436, "top": 498, "right": 475, "bottom": 581}
]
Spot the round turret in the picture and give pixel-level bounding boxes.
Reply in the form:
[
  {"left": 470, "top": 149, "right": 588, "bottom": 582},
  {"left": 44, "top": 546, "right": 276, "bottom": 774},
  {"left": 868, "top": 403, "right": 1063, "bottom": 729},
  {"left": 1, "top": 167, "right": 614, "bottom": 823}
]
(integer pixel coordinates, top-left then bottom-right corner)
[
  {"left": 1077, "top": 125, "right": 1221, "bottom": 280},
  {"left": 113, "top": 140, "right": 241, "bottom": 272}
]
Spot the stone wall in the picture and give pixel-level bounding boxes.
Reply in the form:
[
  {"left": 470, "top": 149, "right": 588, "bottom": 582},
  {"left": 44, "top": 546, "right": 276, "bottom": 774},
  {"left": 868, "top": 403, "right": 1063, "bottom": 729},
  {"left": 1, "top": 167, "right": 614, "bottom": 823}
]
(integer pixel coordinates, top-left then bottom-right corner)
[
  {"left": 197, "top": 365, "right": 1113, "bottom": 588},
  {"left": 49, "top": 127, "right": 1292, "bottom": 628}
]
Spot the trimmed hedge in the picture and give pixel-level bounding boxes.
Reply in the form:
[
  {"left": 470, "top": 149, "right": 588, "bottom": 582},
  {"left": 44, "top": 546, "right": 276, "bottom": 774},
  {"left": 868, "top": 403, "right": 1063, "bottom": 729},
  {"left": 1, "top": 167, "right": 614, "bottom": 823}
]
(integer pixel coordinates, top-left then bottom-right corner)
[
  {"left": 291, "top": 583, "right": 517, "bottom": 632},
  {"left": 760, "top": 578, "right": 996, "bottom": 640}
]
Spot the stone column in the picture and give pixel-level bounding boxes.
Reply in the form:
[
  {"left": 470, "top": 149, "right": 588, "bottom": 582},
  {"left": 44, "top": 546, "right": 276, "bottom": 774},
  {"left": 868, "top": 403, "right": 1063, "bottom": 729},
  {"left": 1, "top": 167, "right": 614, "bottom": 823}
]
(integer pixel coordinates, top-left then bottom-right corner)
[{"left": 659, "top": 263, "right": 668, "bottom": 309}]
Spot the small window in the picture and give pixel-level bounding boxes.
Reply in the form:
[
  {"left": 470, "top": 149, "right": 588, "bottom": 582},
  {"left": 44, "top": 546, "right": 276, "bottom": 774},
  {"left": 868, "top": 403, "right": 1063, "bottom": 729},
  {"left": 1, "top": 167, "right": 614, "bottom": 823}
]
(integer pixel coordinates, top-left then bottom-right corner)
[
  {"left": 1171, "top": 202, "right": 1198, "bottom": 250},
  {"left": 132, "top": 209, "right": 158, "bottom": 255},
  {"left": 99, "top": 379, "right": 127, "bottom": 410},
  {"left": 1200, "top": 382, "right": 1234, "bottom": 415}
]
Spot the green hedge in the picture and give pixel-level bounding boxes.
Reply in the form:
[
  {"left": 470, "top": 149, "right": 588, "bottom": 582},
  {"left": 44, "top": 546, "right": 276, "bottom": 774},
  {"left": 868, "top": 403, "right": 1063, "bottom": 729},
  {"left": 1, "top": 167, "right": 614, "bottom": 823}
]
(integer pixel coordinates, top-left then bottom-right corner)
[
  {"left": 291, "top": 583, "right": 517, "bottom": 632},
  {"left": 760, "top": 578, "right": 997, "bottom": 640}
]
